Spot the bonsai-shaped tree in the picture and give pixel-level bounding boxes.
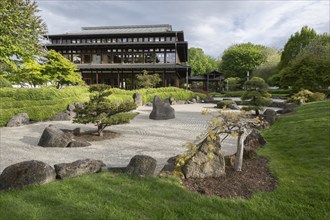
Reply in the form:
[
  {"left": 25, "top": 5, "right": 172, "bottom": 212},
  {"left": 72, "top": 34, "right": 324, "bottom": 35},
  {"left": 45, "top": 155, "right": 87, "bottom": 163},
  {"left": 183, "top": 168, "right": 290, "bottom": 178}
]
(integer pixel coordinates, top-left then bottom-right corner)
[
  {"left": 73, "top": 84, "right": 137, "bottom": 136},
  {"left": 241, "top": 77, "right": 272, "bottom": 115}
]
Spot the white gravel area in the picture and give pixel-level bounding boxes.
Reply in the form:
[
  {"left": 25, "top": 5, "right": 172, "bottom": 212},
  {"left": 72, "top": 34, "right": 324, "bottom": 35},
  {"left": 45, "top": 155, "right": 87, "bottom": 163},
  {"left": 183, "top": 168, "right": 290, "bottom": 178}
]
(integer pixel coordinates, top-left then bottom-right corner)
[{"left": 0, "top": 103, "right": 238, "bottom": 174}]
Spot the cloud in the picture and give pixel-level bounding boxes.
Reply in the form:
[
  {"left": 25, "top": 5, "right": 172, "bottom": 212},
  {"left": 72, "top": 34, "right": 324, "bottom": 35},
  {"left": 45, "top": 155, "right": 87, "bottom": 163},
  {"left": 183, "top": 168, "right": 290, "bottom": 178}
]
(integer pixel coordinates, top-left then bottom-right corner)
[{"left": 36, "top": 0, "right": 329, "bottom": 58}]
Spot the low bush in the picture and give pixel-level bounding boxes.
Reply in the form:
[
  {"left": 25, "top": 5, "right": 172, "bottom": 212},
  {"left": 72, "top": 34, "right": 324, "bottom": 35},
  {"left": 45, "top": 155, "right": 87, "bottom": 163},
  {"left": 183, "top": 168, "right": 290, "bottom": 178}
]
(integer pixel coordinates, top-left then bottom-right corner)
[
  {"left": 0, "top": 86, "right": 89, "bottom": 126},
  {"left": 287, "top": 89, "right": 326, "bottom": 104},
  {"left": 216, "top": 100, "right": 235, "bottom": 108}
]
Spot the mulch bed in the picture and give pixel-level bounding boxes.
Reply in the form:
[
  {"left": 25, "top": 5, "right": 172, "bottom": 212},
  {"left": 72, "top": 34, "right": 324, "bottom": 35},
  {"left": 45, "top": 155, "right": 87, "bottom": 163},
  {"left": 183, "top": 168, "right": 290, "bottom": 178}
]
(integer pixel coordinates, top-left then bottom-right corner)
[
  {"left": 183, "top": 156, "right": 277, "bottom": 199},
  {"left": 63, "top": 129, "right": 121, "bottom": 142}
]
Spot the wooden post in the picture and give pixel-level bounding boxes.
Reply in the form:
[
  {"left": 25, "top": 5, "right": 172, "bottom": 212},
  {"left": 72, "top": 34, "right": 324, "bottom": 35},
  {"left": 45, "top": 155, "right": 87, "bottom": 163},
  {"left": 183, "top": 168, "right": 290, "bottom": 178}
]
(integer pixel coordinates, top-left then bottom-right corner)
[{"left": 235, "top": 128, "right": 250, "bottom": 171}]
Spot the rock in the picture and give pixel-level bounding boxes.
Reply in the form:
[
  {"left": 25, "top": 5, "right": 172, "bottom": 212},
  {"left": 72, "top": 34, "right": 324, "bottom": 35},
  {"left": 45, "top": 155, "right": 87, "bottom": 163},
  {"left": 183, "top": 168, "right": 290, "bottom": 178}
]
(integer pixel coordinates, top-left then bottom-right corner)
[
  {"left": 171, "top": 100, "right": 177, "bottom": 105},
  {"left": 149, "top": 96, "right": 175, "bottom": 120},
  {"left": 38, "top": 125, "right": 72, "bottom": 148},
  {"left": 6, "top": 113, "right": 30, "bottom": 127},
  {"left": 67, "top": 140, "right": 91, "bottom": 148},
  {"left": 187, "top": 100, "right": 194, "bottom": 104},
  {"left": 196, "top": 96, "right": 201, "bottom": 103},
  {"left": 67, "top": 104, "right": 75, "bottom": 112},
  {"left": 73, "top": 127, "right": 81, "bottom": 136},
  {"left": 243, "top": 147, "right": 258, "bottom": 159},
  {"left": 74, "top": 102, "right": 84, "bottom": 109},
  {"left": 159, "top": 156, "right": 178, "bottom": 176},
  {"left": 182, "top": 136, "right": 225, "bottom": 178},
  {"left": 125, "top": 155, "right": 157, "bottom": 177},
  {"left": 191, "top": 98, "right": 197, "bottom": 103},
  {"left": 54, "top": 159, "right": 106, "bottom": 179},
  {"left": 133, "top": 92, "right": 143, "bottom": 107},
  {"left": 227, "top": 103, "right": 240, "bottom": 110},
  {"left": 263, "top": 109, "right": 277, "bottom": 125},
  {"left": 244, "top": 129, "right": 266, "bottom": 149},
  {"left": 0, "top": 160, "right": 56, "bottom": 191},
  {"left": 145, "top": 102, "right": 152, "bottom": 106},
  {"left": 51, "top": 110, "right": 73, "bottom": 121},
  {"left": 204, "top": 96, "right": 215, "bottom": 103},
  {"left": 169, "top": 97, "right": 175, "bottom": 105},
  {"left": 277, "top": 103, "right": 298, "bottom": 114}
]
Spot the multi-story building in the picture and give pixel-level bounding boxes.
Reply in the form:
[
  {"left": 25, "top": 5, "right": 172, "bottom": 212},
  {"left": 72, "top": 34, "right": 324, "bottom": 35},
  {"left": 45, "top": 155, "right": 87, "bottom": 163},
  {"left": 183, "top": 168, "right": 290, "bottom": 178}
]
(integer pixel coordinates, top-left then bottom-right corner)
[{"left": 45, "top": 24, "right": 190, "bottom": 89}]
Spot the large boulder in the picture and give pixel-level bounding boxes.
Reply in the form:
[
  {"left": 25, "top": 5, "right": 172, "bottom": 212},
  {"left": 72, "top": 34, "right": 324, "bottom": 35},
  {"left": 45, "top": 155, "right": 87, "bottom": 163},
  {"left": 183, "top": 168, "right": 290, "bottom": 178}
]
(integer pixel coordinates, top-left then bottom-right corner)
[
  {"left": 6, "top": 113, "right": 30, "bottom": 127},
  {"left": 0, "top": 160, "right": 56, "bottom": 191},
  {"left": 126, "top": 155, "right": 157, "bottom": 177},
  {"left": 133, "top": 92, "right": 143, "bottom": 107},
  {"left": 54, "top": 159, "right": 105, "bottom": 179},
  {"left": 263, "top": 109, "right": 277, "bottom": 125},
  {"left": 51, "top": 110, "right": 74, "bottom": 121},
  {"left": 38, "top": 125, "right": 72, "bottom": 148},
  {"left": 159, "top": 156, "right": 178, "bottom": 176},
  {"left": 67, "top": 140, "right": 91, "bottom": 148},
  {"left": 244, "top": 129, "right": 266, "bottom": 149},
  {"left": 149, "top": 96, "right": 175, "bottom": 120},
  {"left": 182, "top": 136, "right": 225, "bottom": 179}
]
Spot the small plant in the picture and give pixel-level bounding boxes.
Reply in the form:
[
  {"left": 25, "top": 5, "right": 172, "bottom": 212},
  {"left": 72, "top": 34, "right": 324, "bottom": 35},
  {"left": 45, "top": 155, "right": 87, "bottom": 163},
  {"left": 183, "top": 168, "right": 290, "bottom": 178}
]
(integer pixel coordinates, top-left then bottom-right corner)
[
  {"left": 241, "top": 77, "right": 272, "bottom": 115},
  {"left": 287, "top": 89, "right": 326, "bottom": 104},
  {"left": 73, "top": 84, "right": 137, "bottom": 136},
  {"left": 216, "top": 100, "right": 235, "bottom": 108},
  {"left": 0, "top": 76, "right": 12, "bottom": 88}
]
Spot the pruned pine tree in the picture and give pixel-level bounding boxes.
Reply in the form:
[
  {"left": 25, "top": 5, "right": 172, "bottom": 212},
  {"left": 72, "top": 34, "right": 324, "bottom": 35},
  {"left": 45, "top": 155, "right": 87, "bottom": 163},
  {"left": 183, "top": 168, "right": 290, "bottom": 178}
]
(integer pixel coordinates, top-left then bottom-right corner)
[
  {"left": 73, "top": 84, "right": 137, "bottom": 136},
  {"left": 241, "top": 77, "right": 272, "bottom": 116}
]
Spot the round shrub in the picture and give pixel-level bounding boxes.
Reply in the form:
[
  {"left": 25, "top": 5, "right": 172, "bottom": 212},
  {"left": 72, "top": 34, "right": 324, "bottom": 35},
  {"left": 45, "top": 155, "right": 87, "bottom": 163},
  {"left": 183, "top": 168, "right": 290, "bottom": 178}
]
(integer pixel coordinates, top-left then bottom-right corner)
[{"left": 216, "top": 100, "right": 235, "bottom": 108}]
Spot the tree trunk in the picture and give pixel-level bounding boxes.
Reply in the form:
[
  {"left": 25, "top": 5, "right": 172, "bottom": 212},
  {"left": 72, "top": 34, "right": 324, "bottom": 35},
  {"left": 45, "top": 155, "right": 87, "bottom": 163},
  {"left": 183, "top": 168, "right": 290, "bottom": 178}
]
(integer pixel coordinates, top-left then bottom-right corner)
[
  {"left": 97, "top": 125, "right": 104, "bottom": 137},
  {"left": 256, "top": 109, "right": 260, "bottom": 116},
  {"left": 235, "top": 128, "right": 250, "bottom": 171}
]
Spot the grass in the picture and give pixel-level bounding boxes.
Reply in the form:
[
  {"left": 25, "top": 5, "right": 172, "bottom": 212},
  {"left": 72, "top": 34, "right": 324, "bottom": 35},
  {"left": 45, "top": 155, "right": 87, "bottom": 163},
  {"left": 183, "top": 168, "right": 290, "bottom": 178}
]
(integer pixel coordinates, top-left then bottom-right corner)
[{"left": 0, "top": 101, "right": 329, "bottom": 219}]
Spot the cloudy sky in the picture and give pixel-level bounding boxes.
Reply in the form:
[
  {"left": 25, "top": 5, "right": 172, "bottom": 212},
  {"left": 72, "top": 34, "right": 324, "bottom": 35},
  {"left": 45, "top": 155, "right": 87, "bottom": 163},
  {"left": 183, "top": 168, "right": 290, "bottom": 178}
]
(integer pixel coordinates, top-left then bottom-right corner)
[{"left": 36, "top": 0, "right": 329, "bottom": 58}]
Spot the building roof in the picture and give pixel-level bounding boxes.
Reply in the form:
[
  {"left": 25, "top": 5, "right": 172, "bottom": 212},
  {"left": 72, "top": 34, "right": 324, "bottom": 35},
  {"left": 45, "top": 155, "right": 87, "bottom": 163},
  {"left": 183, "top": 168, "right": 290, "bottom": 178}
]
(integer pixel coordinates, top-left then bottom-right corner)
[{"left": 62, "top": 24, "right": 174, "bottom": 36}]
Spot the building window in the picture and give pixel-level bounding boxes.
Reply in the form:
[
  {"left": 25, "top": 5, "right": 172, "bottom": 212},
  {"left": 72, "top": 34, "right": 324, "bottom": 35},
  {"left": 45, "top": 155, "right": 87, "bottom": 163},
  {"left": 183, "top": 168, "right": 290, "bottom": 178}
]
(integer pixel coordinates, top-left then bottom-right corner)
[
  {"left": 82, "top": 54, "right": 91, "bottom": 64},
  {"left": 144, "top": 53, "right": 154, "bottom": 63},
  {"left": 160, "top": 37, "right": 165, "bottom": 42},
  {"left": 166, "top": 53, "right": 176, "bottom": 63},
  {"left": 113, "top": 54, "right": 122, "bottom": 63},
  {"left": 155, "top": 53, "right": 164, "bottom": 63},
  {"left": 92, "top": 54, "right": 101, "bottom": 64},
  {"left": 73, "top": 55, "right": 81, "bottom": 64},
  {"left": 134, "top": 54, "right": 143, "bottom": 63}
]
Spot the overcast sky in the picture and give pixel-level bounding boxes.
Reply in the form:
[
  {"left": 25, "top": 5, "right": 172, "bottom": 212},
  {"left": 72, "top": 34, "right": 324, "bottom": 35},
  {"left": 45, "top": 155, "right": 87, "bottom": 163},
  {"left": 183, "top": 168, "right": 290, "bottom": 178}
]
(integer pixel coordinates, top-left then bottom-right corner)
[{"left": 36, "top": 0, "right": 330, "bottom": 58}]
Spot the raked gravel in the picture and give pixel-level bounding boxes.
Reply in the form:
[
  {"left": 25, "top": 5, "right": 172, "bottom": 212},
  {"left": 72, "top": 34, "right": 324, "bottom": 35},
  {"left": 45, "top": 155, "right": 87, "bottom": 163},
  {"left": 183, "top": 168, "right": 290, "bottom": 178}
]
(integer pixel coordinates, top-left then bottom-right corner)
[{"left": 0, "top": 103, "right": 238, "bottom": 174}]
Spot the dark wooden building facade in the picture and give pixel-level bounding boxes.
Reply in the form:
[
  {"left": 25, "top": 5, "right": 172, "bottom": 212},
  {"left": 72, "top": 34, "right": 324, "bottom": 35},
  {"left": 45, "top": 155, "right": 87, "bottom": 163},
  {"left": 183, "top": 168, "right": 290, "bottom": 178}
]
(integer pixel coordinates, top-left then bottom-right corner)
[{"left": 45, "top": 24, "right": 191, "bottom": 89}]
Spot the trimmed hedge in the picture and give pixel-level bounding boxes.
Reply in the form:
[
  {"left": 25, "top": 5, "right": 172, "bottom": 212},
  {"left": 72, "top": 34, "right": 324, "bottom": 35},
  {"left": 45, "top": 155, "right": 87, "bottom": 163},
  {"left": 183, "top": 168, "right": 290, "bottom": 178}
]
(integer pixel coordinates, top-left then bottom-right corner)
[
  {"left": 0, "top": 86, "right": 89, "bottom": 126},
  {"left": 107, "top": 87, "right": 197, "bottom": 104}
]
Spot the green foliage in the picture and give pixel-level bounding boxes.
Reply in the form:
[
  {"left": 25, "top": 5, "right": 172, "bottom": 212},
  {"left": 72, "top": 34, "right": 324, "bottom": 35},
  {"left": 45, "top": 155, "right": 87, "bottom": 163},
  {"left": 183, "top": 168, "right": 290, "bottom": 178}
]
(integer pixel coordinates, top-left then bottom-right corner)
[
  {"left": 278, "top": 26, "right": 317, "bottom": 70},
  {"left": 73, "top": 86, "right": 136, "bottom": 136},
  {"left": 216, "top": 100, "right": 235, "bottom": 108},
  {"left": 279, "top": 34, "right": 330, "bottom": 92},
  {"left": 253, "top": 48, "right": 281, "bottom": 83},
  {"left": 0, "top": 86, "right": 89, "bottom": 126},
  {"left": 135, "top": 70, "right": 161, "bottom": 89},
  {"left": 0, "top": 76, "right": 12, "bottom": 88},
  {"left": 225, "top": 77, "right": 241, "bottom": 91},
  {"left": 43, "top": 50, "right": 84, "bottom": 88},
  {"left": 185, "top": 48, "right": 220, "bottom": 75},
  {"left": 220, "top": 43, "right": 267, "bottom": 79},
  {"left": 0, "top": 0, "right": 47, "bottom": 71},
  {"left": 287, "top": 89, "right": 326, "bottom": 104},
  {"left": 10, "top": 59, "right": 50, "bottom": 87},
  {"left": 241, "top": 77, "right": 272, "bottom": 115}
]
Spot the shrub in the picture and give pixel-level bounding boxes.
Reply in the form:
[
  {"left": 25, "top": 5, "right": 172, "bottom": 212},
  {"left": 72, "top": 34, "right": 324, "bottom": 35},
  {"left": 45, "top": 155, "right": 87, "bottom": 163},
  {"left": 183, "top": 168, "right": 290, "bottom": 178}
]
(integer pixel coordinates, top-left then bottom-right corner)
[
  {"left": 216, "top": 100, "right": 235, "bottom": 108},
  {"left": 0, "top": 76, "right": 12, "bottom": 88},
  {"left": 287, "top": 89, "right": 326, "bottom": 104},
  {"left": 0, "top": 86, "right": 89, "bottom": 126}
]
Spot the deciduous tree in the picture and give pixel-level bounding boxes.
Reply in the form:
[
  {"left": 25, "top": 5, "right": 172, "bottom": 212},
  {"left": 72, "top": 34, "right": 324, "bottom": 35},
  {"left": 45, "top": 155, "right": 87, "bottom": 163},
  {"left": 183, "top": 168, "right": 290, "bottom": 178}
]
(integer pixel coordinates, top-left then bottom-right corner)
[
  {"left": 186, "top": 48, "right": 220, "bottom": 75},
  {"left": 0, "top": 0, "right": 47, "bottom": 71},
  {"left": 43, "top": 50, "right": 84, "bottom": 88},
  {"left": 220, "top": 43, "right": 267, "bottom": 79}
]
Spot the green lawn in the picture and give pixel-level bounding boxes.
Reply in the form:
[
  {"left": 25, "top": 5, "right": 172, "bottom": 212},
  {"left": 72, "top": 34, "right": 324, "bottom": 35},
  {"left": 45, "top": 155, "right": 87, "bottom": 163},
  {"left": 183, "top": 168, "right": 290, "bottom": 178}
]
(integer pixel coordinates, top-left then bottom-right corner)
[{"left": 0, "top": 101, "right": 329, "bottom": 219}]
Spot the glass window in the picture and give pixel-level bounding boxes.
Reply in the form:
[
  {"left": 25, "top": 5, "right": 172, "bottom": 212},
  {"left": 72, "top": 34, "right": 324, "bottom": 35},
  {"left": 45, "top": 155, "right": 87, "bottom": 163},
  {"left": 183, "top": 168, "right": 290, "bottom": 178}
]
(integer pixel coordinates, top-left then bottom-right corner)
[
  {"left": 134, "top": 54, "right": 143, "bottom": 63},
  {"left": 82, "top": 39, "right": 86, "bottom": 43},
  {"left": 73, "top": 55, "right": 81, "bottom": 64},
  {"left": 92, "top": 54, "right": 101, "bottom": 64},
  {"left": 97, "top": 39, "right": 101, "bottom": 43},
  {"left": 166, "top": 53, "right": 176, "bottom": 63},
  {"left": 77, "top": 39, "right": 81, "bottom": 43},
  {"left": 122, "top": 38, "right": 127, "bottom": 42},
  {"left": 102, "top": 54, "right": 109, "bottom": 64},
  {"left": 123, "top": 54, "right": 133, "bottom": 63},
  {"left": 87, "top": 39, "right": 91, "bottom": 43},
  {"left": 144, "top": 53, "right": 154, "bottom": 63},
  {"left": 113, "top": 54, "right": 122, "bottom": 63},
  {"left": 155, "top": 53, "right": 164, "bottom": 63},
  {"left": 155, "top": 37, "right": 159, "bottom": 42},
  {"left": 117, "top": 38, "right": 122, "bottom": 42},
  {"left": 160, "top": 37, "right": 165, "bottom": 42},
  {"left": 92, "top": 39, "right": 96, "bottom": 43},
  {"left": 128, "top": 38, "right": 132, "bottom": 42},
  {"left": 72, "top": 39, "right": 76, "bottom": 44},
  {"left": 144, "top": 37, "right": 148, "bottom": 42},
  {"left": 138, "top": 37, "right": 143, "bottom": 42},
  {"left": 166, "top": 36, "right": 171, "bottom": 42},
  {"left": 102, "top": 39, "right": 106, "bottom": 43},
  {"left": 82, "top": 54, "right": 91, "bottom": 64}
]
